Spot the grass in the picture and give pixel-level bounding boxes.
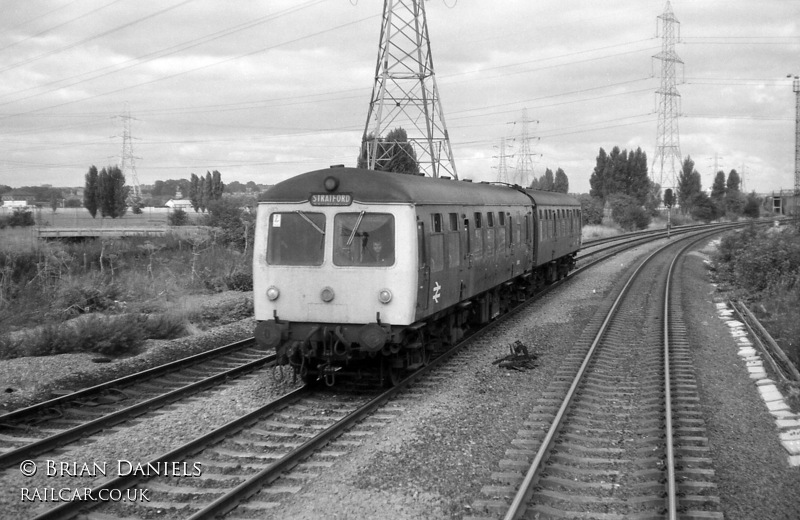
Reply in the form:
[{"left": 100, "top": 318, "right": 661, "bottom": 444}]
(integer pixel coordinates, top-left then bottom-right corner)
[
  {"left": 712, "top": 224, "right": 800, "bottom": 371},
  {"left": 0, "top": 228, "right": 253, "bottom": 360},
  {"left": 582, "top": 224, "right": 622, "bottom": 240}
]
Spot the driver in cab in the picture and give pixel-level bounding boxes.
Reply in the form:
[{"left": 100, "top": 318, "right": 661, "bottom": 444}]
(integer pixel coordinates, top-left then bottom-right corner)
[{"left": 363, "top": 238, "right": 391, "bottom": 265}]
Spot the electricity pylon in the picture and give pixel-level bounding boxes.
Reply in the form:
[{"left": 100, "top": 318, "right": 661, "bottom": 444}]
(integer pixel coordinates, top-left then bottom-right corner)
[
  {"left": 361, "top": 0, "right": 457, "bottom": 179},
  {"left": 512, "top": 108, "right": 538, "bottom": 187},
  {"left": 652, "top": 1, "right": 683, "bottom": 192},
  {"left": 114, "top": 103, "right": 142, "bottom": 202},
  {"left": 493, "top": 137, "right": 513, "bottom": 184}
]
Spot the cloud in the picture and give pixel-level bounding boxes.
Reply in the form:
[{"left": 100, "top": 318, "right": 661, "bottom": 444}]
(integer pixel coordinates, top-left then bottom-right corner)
[{"left": 0, "top": 0, "right": 797, "bottom": 195}]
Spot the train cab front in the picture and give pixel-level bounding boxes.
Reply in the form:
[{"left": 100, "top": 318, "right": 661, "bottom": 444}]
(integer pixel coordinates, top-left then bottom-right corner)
[{"left": 252, "top": 171, "right": 417, "bottom": 384}]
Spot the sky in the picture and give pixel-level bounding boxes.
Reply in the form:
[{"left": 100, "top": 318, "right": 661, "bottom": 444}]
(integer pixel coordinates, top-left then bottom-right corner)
[{"left": 0, "top": 0, "right": 797, "bottom": 195}]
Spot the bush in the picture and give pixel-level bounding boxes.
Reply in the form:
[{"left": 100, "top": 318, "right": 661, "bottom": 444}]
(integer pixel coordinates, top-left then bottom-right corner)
[
  {"left": 609, "top": 194, "right": 650, "bottom": 231},
  {"left": 6, "top": 209, "right": 35, "bottom": 227},
  {"left": 168, "top": 208, "right": 189, "bottom": 226},
  {"left": 202, "top": 198, "right": 255, "bottom": 251},
  {"left": 689, "top": 192, "right": 715, "bottom": 222},
  {"left": 0, "top": 312, "right": 188, "bottom": 360},
  {"left": 742, "top": 192, "right": 760, "bottom": 219},
  {"left": 578, "top": 194, "right": 604, "bottom": 226}
]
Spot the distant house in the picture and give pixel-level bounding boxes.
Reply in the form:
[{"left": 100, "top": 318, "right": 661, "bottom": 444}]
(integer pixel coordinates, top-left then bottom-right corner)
[
  {"left": 1, "top": 194, "right": 32, "bottom": 208},
  {"left": 165, "top": 199, "right": 194, "bottom": 210}
]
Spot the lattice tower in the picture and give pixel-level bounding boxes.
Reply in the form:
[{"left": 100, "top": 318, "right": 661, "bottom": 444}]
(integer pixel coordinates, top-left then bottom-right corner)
[
  {"left": 512, "top": 108, "right": 538, "bottom": 187},
  {"left": 652, "top": 1, "right": 683, "bottom": 193},
  {"left": 793, "top": 75, "right": 799, "bottom": 195},
  {"left": 361, "top": 0, "right": 457, "bottom": 179},
  {"left": 116, "top": 104, "right": 142, "bottom": 201},
  {"left": 493, "top": 137, "right": 512, "bottom": 184}
]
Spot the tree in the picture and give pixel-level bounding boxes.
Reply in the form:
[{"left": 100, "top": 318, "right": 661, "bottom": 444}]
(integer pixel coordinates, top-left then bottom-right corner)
[
  {"left": 589, "top": 146, "right": 648, "bottom": 204},
  {"left": 211, "top": 170, "right": 224, "bottom": 200},
  {"left": 663, "top": 188, "right": 675, "bottom": 208},
  {"left": 644, "top": 181, "right": 662, "bottom": 216},
  {"left": 553, "top": 168, "right": 569, "bottom": 193},
  {"left": 198, "top": 175, "right": 206, "bottom": 212},
  {"left": 742, "top": 191, "right": 760, "bottom": 218},
  {"left": 609, "top": 193, "right": 651, "bottom": 231},
  {"left": 723, "top": 169, "right": 744, "bottom": 218},
  {"left": 96, "top": 166, "right": 128, "bottom": 218},
  {"left": 677, "top": 156, "right": 702, "bottom": 214},
  {"left": 690, "top": 191, "right": 717, "bottom": 222},
  {"left": 358, "top": 128, "right": 420, "bottom": 174},
  {"left": 711, "top": 170, "right": 726, "bottom": 205},
  {"left": 168, "top": 208, "right": 189, "bottom": 226},
  {"left": 189, "top": 173, "right": 200, "bottom": 212},
  {"left": 226, "top": 180, "right": 245, "bottom": 193},
  {"left": 204, "top": 171, "right": 214, "bottom": 210},
  {"left": 726, "top": 169, "right": 741, "bottom": 193},
  {"left": 84, "top": 165, "right": 99, "bottom": 218},
  {"left": 626, "top": 147, "right": 650, "bottom": 205},
  {"left": 578, "top": 194, "right": 604, "bottom": 225}
]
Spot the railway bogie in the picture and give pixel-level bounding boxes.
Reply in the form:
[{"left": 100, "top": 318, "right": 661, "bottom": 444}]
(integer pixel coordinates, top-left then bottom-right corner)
[{"left": 253, "top": 166, "right": 581, "bottom": 385}]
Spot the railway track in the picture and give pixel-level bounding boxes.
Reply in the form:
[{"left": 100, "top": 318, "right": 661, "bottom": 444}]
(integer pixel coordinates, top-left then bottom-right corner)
[
  {"left": 20, "top": 222, "right": 753, "bottom": 519},
  {"left": 465, "top": 228, "right": 727, "bottom": 519},
  {"left": 0, "top": 339, "right": 276, "bottom": 469}
]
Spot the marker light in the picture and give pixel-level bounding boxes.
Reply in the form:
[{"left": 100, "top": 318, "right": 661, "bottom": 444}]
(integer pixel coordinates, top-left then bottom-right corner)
[
  {"left": 266, "top": 286, "right": 280, "bottom": 301},
  {"left": 324, "top": 176, "right": 339, "bottom": 192},
  {"left": 321, "top": 287, "right": 335, "bottom": 302},
  {"left": 378, "top": 289, "right": 393, "bottom": 304}
]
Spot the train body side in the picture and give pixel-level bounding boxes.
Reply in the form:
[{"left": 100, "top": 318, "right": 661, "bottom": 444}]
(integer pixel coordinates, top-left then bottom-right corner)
[{"left": 252, "top": 166, "right": 581, "bottom": 384}]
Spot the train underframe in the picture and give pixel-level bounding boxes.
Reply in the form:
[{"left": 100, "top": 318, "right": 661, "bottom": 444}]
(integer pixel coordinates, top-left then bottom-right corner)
[{"left": 257, "top": 254, "right": 576, "bottom": 386}]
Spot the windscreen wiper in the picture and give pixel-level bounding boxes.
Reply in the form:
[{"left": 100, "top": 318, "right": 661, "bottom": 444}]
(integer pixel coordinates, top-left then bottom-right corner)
[
  {"left": 346, "top": 211, "right": 365, "bottom": 246},
  {"left": 295, "top": 210, "right": 324, "bottom": 235}
]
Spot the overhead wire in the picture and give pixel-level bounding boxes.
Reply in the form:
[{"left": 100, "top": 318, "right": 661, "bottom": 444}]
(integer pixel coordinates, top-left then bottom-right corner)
[{"left": 0, "top": 0, "right": 197, "bottom": 74}]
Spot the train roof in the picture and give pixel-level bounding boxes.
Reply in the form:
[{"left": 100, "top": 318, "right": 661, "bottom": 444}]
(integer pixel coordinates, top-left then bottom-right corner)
[
  {"left": 262, "top": 167, "right": 580, "bottom": 208},
  {"left": 522, "top": 189, "right": 581, "bottom": 208}
]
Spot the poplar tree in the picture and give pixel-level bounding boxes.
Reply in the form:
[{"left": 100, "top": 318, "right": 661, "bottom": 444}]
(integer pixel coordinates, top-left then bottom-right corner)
[
  {"left": 212, "top": 170, "right": 224, "bottom": 200},
  {"left": 84, "top": 165, "right": 99, "bottom": 218},
  {"left": 554, "top": 168, "right": 569, "bottom": 193},
  {"left": 189, "top": 173, "right": 200, "bottom": 212},
  {"left": 677, "top": 156, "right": 702, "bottom": 214},
  {"left": 204, "top": 171, "right": 214, "bottom": 209},
  {"left": 711, "top": 171, "right": 726, "bottom": 204},
  {"left": 198, "top": 176, "right": 206, "bottom": 212}
]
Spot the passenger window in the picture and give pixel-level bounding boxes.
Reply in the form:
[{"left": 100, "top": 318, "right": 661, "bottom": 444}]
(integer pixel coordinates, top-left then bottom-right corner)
[
  {"left": 498, "top": 212, "right": 505, "bottom": 226},
  {"left": 474, "top": 212, "right": 482, "bottom": 229},
  {"left": 487, "top": 212, "right": 494, "bottom": 227},
  {"left": 267, "top": 212, "right": 326, "bottom": 266},
  {"left": 449, "top": 213, "right": 459, "bottom": 231},
  {"left": 432, "top": 213, "right": 443, "bottom": 233},
  {"left": 333, "top": 213, "right": 395, "bottom": 266}
]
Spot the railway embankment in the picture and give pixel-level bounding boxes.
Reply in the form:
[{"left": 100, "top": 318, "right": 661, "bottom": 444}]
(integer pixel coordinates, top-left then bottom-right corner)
[
  {"left": 0, "top": 291, "right": 254, "bottom": 413},
  {"left": 709, "top": 222, "right": 800, "bottom": 380}
]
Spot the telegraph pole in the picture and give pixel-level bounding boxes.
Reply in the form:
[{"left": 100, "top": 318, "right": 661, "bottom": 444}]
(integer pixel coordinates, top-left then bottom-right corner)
[
  {"left": 361, "top": 0, "right": 457, "bottom": 179},
  {"left": 792, "top": 74, "right": 800, "bottom": 196},
  {"left": 652, "top": 1, "right": 683, "bottom": 194}
]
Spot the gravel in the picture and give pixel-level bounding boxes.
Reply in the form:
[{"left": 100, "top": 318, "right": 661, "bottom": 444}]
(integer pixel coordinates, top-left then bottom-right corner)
[
  {"left": 0, "top": 291, "right": 255, "bottom": 413},
  {"left": 681, "top": 241, "right": 800, "bottom": 520},
  {"left": 2, "top": 236, "right": 799, "bottom": 519}
]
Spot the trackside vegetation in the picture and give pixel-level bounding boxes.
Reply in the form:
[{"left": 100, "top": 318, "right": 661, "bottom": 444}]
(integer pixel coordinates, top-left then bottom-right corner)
[
  {"left": 0, "top": 198, "right": 255, "bottom": 360},
  {"left": 712, "top": 223, "right": 800, "bottom": 369}
]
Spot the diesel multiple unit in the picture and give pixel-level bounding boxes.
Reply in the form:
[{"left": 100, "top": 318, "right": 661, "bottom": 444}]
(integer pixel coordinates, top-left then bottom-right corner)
[{"left": 253, "top": 166, "right": 581, "bottom": 385}]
